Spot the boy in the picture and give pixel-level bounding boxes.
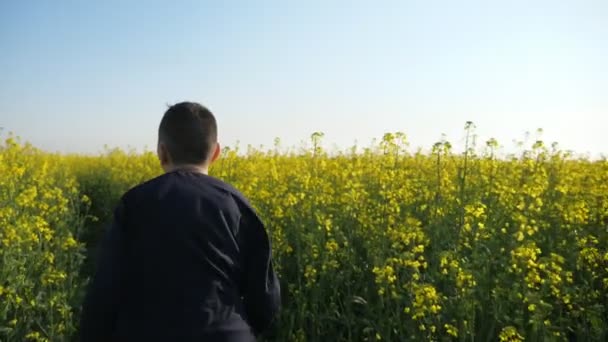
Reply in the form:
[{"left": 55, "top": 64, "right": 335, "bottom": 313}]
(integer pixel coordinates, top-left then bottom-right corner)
[{"left": 80, "top": 102, "right": 281, "bottom": 341}]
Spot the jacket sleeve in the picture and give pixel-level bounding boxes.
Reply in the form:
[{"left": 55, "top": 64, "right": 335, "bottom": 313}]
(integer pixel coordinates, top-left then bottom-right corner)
[
  {"left": 239, "top": 211, "right": 281, "bottom": 336},
  {"left": 79, "top": 199, "right": 129, "bottom": 341}
]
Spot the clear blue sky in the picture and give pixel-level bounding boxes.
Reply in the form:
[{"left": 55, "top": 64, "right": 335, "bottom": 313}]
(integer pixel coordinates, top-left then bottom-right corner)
[{"left": 1, "top": 0, "right": 606, "bottom": 156}]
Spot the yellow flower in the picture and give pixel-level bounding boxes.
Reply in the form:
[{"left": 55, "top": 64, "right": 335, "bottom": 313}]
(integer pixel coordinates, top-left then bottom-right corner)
[
  {"left": 445, "top": 324, "right": 458, "bottom": 337},
  {"left": 499, "top": 326, "right": 524, "bottom": 342},
  {"left": 325, "top": 239, "right": 339, "bottom": 253},
  {"left": 304, "top": 265, "right": 317, "bottom": 286},
  {"left": 62, "top": 236, "right": 78, "bottom": 250}
]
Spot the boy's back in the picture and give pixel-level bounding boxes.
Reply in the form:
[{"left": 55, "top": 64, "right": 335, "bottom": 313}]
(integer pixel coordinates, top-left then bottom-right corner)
[{"left": 80, "top": 103, "right": 280, "bottom": 342}]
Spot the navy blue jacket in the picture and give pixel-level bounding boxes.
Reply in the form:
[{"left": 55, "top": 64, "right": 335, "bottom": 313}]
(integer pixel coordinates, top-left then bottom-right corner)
[{"left": 80, "top": 169, "right": 280, "bottom": 341}]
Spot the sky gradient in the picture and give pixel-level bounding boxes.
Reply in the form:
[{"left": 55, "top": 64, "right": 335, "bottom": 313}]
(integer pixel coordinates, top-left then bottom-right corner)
[{"left": 1, "top": 0, "right": 606, "bottom": 156}]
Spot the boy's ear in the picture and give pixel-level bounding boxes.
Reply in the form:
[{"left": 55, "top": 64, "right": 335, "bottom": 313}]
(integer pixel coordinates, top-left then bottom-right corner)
[
  {"left": 210, "top": 143, "right": 221, "bottom": 163},
  {"left": 158, "top": 142, "right": 171, "bottom": 167}
]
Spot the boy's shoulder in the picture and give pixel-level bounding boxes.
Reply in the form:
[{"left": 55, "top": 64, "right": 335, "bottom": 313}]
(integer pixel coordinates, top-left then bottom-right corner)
[{"left": 121, "top": 171, "right": 253, "bottom": 208}]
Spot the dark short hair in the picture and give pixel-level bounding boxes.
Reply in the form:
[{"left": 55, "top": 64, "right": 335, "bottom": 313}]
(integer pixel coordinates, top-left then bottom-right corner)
[{"left": 158, "top": 102, "right": 218, "bottom": 165}]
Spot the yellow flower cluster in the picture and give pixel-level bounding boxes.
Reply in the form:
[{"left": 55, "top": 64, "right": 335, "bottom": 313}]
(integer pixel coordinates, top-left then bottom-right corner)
[
  {"left": 2, "top": 131, "right": 607, "bottom": 341},
  {"left": 1, "top": 137, "right": 86, "bottom": 341},
  {"left": 499, "top": 326, "right": 525, "bottom": 342}
]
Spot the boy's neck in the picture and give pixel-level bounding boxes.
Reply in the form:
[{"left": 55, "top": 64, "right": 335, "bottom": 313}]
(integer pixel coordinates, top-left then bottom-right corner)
[{"left": 166, "top": 164, "right": 209, "bottom": 175}]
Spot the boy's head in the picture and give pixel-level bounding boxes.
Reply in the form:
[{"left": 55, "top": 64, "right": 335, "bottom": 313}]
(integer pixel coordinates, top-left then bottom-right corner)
[{"left": 157, "top": 102, "right": 220, "bottom": 173}]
